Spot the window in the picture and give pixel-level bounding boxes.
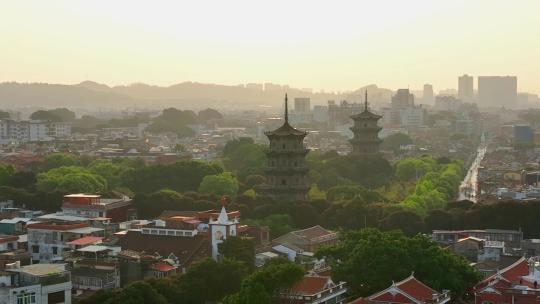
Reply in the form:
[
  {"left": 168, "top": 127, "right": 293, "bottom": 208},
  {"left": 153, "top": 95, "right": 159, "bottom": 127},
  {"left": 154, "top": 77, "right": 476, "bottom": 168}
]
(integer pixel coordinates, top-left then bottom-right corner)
[
  {"left": 52, "top": 247, "right": 58, "bottom": 255},
  {"left": 282, "top": 143, "right": 286, "bottom": 150},
  {"left": 482, "top": 301, "right": 494, "bottom": 304},
  {"left": 281, "top": 179, "right": 286, "bottom": 186},
  {"left": 17, "top": 293, "right": 36, "bottom": 304},
  {"left": 32, "top": 245, "right": 39, "bottom": 253}
]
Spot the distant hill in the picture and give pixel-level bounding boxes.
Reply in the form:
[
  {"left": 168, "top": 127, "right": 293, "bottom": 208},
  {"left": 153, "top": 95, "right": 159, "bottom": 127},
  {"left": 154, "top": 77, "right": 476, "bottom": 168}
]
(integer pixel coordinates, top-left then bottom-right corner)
[
  {"left": 0, "top": 81, "right": 394, "bottom": 110},
  {"left": 0, "top": 82, "right": 137, "bottom": 108}
]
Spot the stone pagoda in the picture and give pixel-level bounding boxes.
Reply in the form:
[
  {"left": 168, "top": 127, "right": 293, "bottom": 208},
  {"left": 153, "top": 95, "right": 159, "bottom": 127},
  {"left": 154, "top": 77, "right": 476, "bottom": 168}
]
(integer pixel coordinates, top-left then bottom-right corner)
[
  {"left": 258, "top": 94, "right": 309, "bottom": 201},
  {"left": 349, "top": 91, "right": 383, "bottom": 154}
]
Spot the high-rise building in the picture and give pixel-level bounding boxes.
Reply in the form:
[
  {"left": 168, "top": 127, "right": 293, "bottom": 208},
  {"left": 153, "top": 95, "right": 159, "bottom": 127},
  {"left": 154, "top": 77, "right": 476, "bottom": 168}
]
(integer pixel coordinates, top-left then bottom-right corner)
[
  {"left": 422, "top": 84, "right": 434, "bottom": 104},
  {"left": 349, "top": 91, "right": 382, "bottom": 154},
  {"left": 458, "top": 74, "right": 474, "bottom": 102},
  {"left": 478, "top": 76, "right": 517, "bottom": 107},
  {"left": 392, "top": 89, "right": 415, "bottom": 109},
  {"left": 257, "top": 94, "right": 309, "bottom": 201},
  {"left": 294, "top": 98, "right": 310, "bottom": 113},
  {"left": 390, "top": 89, "right": 414, "bottom": 124}
]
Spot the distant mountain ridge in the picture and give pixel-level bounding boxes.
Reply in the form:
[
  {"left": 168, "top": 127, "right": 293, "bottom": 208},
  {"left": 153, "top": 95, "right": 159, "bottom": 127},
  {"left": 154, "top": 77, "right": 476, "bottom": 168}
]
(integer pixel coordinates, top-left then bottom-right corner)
[{"left": 0, "top": 81, "right": 393, "bottom": 110}]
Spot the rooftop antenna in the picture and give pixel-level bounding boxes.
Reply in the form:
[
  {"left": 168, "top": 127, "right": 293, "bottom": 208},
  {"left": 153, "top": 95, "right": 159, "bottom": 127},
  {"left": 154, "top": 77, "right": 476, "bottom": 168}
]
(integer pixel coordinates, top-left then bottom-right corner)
[{"left": 284, "top": 93, "right": 289, "bottom": 123}]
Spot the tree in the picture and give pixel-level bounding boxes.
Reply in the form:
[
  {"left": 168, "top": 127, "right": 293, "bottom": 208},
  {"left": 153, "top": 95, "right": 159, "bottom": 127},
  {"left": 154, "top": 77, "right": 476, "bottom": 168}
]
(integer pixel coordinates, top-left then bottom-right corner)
[
  {"left": 30, "top": 110, "right": 61, "bottom": 122},
  {"left": 36, "top": 166, "right": 107, "bottom": 194},
  {"left": 198, "top": 108, "right": 223, "bottom": 122},
  {"left": 88, "top": 160, "right": 129, "bottom": 189},
  {"left": 222, "top": 138, "right": 266, "bottom": 180},
  {"left": 177, "top": 258, "right": 249, "bottom": 303},
  {"left": 219, "top": 236, "right": 255, "bottom": 268},
  {"left": 395, "top": 157, "right": 435, "bottom": 181},
  {"left": 322, "top": 154, "right": 394, "bottom": 188},
  {"left": 381, "top": 133, "right": 413, "bottom": 152},
  {"left": 229, "top": 259, "right": 305, "bottom": 303},
  {"left": 47, "top": 108, "right": 76, "bottom": 121},
  {"left": 0, "top": 163, "right": 15, "bottom": 186},
  {"left": 0, "top": 111, "right": 10, "bottom": 119},
  {"left": 317, "top": 229, "right": 480, "bottom": 298},
  {"left": 381, "top": 210, "right": 425, "bottom": 236},
  {"left": 8, "top": 171, "right": 36, "bottom": 188},
  {"left": 39, "top": 153, "right": 81, "bottom": 171},
  {"left": 125, "top": 161, "right": 222, "bottom": 193},
  {"left": 244, "top": 214, "right": 295, "bottom": 238},
  {"left": 198, "top": 172, "right": 239, "bottom": 196}
]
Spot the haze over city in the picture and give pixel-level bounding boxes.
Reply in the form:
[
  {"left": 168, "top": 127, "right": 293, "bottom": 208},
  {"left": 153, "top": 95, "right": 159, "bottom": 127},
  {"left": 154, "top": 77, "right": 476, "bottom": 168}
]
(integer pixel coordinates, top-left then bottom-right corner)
[
  {"left": 1, "top": 0, "right": 540, "bottom": 93},
  {"left": 3, "top": 2, "right": 540, "bottom": 304}
]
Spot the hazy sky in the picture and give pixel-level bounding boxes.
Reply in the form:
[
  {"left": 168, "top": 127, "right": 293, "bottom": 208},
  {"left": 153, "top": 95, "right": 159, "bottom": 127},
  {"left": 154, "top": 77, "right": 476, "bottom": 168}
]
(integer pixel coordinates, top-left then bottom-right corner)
[{"left": 1, "top": 0, "right": 539, "bottom": 93}]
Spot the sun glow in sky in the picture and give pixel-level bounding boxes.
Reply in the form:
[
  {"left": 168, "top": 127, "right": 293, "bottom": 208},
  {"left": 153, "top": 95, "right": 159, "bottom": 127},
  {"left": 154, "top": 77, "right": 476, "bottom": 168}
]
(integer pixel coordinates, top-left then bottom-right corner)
[{"left": 1, "top": 0, "right": 539, "bottom": 93}]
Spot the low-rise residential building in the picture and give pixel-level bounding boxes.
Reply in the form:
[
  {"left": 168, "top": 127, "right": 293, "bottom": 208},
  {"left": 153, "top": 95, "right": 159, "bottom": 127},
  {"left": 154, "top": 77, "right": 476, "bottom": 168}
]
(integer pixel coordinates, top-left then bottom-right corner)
[
  {"left": 61, "top": 194, "right": 134, "bottom": 223},
  {"left": 0, "top": 263, "right": 72, "bottom": 304},
  {"left": 432, "top": 229, "right": 523, "bottom": 249},
  {"left": 272, "top": 226, "right": 339, "bottom": 262},
  {"left": 27, "top": 220, "right": 104, "bottom": 263}
]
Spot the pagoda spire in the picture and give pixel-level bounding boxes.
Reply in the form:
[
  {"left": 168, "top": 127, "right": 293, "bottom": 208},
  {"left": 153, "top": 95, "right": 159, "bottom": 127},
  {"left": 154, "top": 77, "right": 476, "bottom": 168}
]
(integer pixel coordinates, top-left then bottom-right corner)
[
  {"left": 284, "top": 93, "right": 289, "bottom": 123},
  {"left": 364, "top": 89, "right": 368, "bottom": 111}
]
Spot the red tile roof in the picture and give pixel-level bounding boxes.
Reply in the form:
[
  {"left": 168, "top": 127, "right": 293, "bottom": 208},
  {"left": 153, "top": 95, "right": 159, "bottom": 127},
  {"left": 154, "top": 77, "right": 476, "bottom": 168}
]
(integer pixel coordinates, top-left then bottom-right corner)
[
  {"left": 149, "top": 262, "right": 176, "bottom": 272},
  {"left": 290, "top": 275, "right": 332, "bottom": 295},
  {"left": 397, "top": 275, "right": 440, "bottom": 302},
  {"left": 475, "top": 257, "right": 529, "bottom": 290},
  {"left": 369, "top": 274, "right": 442, "bottom": 304},
  {"left": 348, "top": 297, "right": 369, "bottom": 304},
  {"left": 67, "top": 236, "right": 103, "bottom": 246}
]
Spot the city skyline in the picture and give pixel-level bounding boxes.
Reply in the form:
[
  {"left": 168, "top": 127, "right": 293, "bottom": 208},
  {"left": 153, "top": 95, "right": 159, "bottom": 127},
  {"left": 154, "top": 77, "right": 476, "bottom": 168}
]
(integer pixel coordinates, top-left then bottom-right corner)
[{"left": 1, "top": 1, "right": 540, "bottom": 94}]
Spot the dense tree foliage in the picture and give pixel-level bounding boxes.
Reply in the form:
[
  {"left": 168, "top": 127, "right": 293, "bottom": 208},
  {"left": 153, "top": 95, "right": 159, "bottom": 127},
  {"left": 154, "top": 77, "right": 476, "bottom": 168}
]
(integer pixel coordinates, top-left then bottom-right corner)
[
  {"left": 146, "top": 108, "right": 197, "bottom": 137},
  {"left": 198, "top": 108, "right": 223, "bottom": 122},
  {"left": 380, "top": 132, "right": 413, "bottom": 152},
  {"left": 30, "top": 108, "right": 75, "bottom": 122},
  {"left": 222, "top": 137, "right": 266, "bottom": 180},
  {"left": 317, "top": 229, "right": 480, "bottom": 298},
  {"left": 224, "top": 259, "right": 305, "bottom": 304},
  {"left": 0, "top": 110, "right": 10, "bottom": 119},
  {"left": 124, "top": 161, "right": 222, "bottom": 193},
  {"left": 198, "top": 172, "right": 239, "bottom": 196},
  {"left": 0, "top": 163, "right": 15, "bottom": 186},
  {"left": 36, "top": 166, "right": 107, "bottom": 194},
  {"left": 218, "top": 236, "right": 255, "bottom": 269},
  {"left": 81, "top": 258, "right": 303, "bottom": 304}
]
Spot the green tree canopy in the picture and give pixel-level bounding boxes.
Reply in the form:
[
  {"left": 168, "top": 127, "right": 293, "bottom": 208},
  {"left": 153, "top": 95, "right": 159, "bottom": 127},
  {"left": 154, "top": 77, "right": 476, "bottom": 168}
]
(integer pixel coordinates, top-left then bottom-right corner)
[
  {"left": 317, "top": 229, "right": 480, "bottom": 298},
  {"left": 198, "top": 172, "right": 239, "bottom": 196},
  {"left": 218, "top": 236, "right": 255, "bottom": 269},
  {"left": 125, "top": 161, "right": 222, "bottom": 193},
  {"left": 0, "top": 163, "right": 15, "bottom": 186},
  {"left": 381, "top": 133, "right": 413, "bottom": 152},
  {"left": 36, "top": 166, "right": 107, "bottom": 194},
  {"left": 30, "top": 108, "right": 75, "bottom": 122},
  {"left": 227, "top": 259, "right": 305, "bottom": 304},
  {"left": 198, "top": 108, "right": 223, "bottom": 122},
  {"left": 0, "top": 111, "right": 10, "bottom": 119}
]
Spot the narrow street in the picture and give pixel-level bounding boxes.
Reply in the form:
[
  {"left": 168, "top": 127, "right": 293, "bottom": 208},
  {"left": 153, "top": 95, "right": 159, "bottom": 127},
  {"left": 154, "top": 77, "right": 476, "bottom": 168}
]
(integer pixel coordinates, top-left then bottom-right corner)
[{"left": 458, "top": 134, "right": 487, "bottom": 202}]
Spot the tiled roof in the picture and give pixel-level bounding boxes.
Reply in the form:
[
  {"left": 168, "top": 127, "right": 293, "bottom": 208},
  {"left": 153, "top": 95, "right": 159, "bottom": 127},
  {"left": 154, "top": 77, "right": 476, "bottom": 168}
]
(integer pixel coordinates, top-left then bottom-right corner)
[
  {"left": 67, "top": 236, "right": 103, "bottom": 246},
  {"left": 396, "top": 275, "right": 440, "bottom": 302},
  {"left": 292, "top": 225, "right": 336, "bottom": 241},
  {"left": 117, "top": 230, "right": 209, "bottom": 266},
  {"left": 149, "top": 262, "right": 176, "bottom": 272},
  {"left": 290, "top": 275, "right": 332, "bottom": 295},
  {"left": 369, "top": 274, "right": 442, "bottom": 304},
  {"left": 265, "top": 122, "right": 307, "bottom": 136},
  {"left": 476, "top": 256, "right": 529, "bottom": 289}
]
